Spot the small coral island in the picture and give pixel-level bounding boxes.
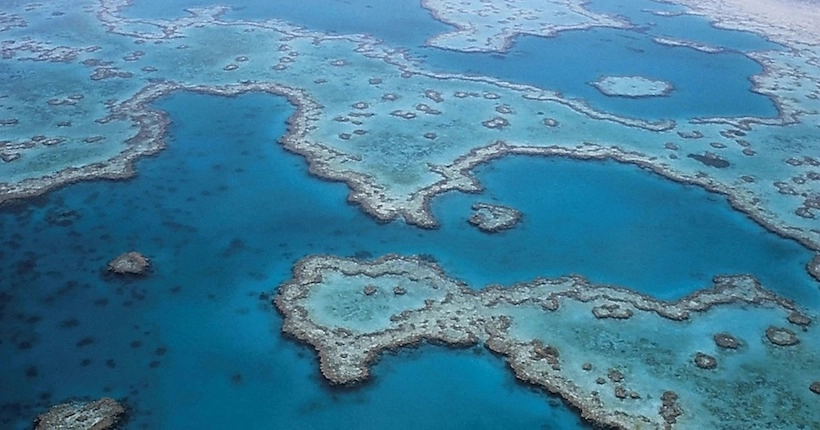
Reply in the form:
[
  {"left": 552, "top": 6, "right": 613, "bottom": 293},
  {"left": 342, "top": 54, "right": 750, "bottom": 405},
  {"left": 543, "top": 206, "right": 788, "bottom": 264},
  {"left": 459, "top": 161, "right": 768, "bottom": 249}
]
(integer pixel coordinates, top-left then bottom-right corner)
[
  {"left": 107, "top": 251, "right": 150, "bottom": 275},
  {"left": 468, "top": 202, "right": 522, "bottom": 232},
  {"left": 590, "top": 75, "right": 674, "bottom": 98},
  {"left": 275, "top": 254, "right": 819, "bottom": 430},
  {"left": 34, "top": 397, "right": 125, "bottom": 430}
]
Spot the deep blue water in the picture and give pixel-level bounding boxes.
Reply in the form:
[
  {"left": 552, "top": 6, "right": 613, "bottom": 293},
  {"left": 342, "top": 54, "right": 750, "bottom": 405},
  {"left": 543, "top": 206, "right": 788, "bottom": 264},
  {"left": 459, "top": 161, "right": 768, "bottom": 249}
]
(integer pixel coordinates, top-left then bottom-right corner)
[
  {"left": 121, "top": 0, "right": 779, "bottom": 120},
  {"left": 0, "top": 92, "right": 588, "bottom": 429},
  {"left": 1, "top": 90, "right": 816, "bottom": 428},
  {"left": 436, "top": 156, "right": 817, "bottom": 304}
]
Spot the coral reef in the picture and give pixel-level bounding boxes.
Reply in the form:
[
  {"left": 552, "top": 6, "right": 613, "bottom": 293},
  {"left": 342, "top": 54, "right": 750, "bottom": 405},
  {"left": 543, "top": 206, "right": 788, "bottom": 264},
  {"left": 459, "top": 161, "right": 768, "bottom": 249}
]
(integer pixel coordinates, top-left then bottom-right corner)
[
  {"left": 1, "top": 0, "right": 819, "bottom": 253},
  {"left": 34, "top": 397, "right": 125, "bottom": 430},
  {"left": 590, "top": 75, "right": 674, "bottom": 98},
  {"left": 421, "top": 0, "right": 628, "bottom": 53},
  {"left": 467, "top": 202, "right": 521, "bottom": 232},
  {"left": 276, "top": 254, "right": 820, "bottom": 429},
  {"left": 107, "top": 251, "right": 150, "bottom": 275}
]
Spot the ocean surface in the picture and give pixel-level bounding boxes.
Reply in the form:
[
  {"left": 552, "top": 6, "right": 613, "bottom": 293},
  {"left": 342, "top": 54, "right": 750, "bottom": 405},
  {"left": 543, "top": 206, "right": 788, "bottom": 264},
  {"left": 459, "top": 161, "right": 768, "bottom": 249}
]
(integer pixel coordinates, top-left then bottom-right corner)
[{"left": 1, "top": 0, "right": 817, "bottom": 429}]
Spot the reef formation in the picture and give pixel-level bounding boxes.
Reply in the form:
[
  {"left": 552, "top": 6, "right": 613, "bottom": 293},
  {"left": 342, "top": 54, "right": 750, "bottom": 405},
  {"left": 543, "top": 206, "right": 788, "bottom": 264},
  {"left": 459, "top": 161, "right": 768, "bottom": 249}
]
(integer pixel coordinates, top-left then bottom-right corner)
[
  {"left": 34, "top": 397, "right": 125, "bottom": 430},
  {"left": 0, "top": 0, "right": 818, "bottom": 252},
  {"left": 107, "top": 251, "right": 150, "bottom": 275},
  {"left": 420, "top": 0, "right": 628, "bottom": 52},
  {"left": 467, "top": 202, "right": 521, "bottom": 232},
  {"left": 590, "top": 75, "right": 674, "bottom": 98},
  {"left": 276, "top": 254, "right": 820, "bottom": 429},
  {"left": 1, "top": 0, "right": 820, "bottom": 427}
]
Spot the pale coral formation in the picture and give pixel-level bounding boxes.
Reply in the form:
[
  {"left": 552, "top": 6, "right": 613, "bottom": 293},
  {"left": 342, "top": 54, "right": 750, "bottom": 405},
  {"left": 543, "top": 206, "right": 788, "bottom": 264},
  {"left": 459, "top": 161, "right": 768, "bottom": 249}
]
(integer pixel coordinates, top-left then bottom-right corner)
[
  {"left": 421, "top": 0, "right": 628, "bottom": 53},
  {"left": 590, "top": 75, "right": 674, "bottom": 98}
]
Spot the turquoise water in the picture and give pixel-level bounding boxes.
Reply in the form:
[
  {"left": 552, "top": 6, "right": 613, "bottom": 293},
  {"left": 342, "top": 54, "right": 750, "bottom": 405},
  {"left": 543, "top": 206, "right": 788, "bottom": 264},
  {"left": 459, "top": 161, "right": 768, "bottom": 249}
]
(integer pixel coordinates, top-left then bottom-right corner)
[
  {"left": 418, "top": 30, "right": 775, "bottom": 120},
  {"left": 586, "top": 0, "right": 783, "bottom": 53},
  {"left": 122, "top": 0, "right": 450, "bottom": 47},
  {"left": 72, "top": 91, "right": 811, "bottom": 303},
  {"left": 1, "top": 91, "right": 816, "bottom": 428},
  {"left": 120, "top": 0, "right": 779, "bottom": 120},
  {"left": 435, "top": 156, "right": 817, "bottom": 304}
]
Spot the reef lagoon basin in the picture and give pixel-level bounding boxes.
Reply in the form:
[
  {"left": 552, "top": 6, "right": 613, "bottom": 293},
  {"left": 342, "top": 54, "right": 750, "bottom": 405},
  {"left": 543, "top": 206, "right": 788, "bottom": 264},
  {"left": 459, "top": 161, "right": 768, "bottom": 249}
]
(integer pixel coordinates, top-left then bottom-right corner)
[{"left": 1, "top": 0, "right": 819, "bottom": 429}]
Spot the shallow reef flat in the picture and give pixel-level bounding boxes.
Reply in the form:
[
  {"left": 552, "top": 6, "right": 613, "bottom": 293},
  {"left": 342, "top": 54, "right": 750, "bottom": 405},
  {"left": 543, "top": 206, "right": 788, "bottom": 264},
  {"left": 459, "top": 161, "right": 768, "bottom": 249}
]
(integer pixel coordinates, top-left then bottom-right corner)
[
  {"left": 467, "top": 201, "right": 521, "bottom": 232},
  {"left": 651, "top": 36, "right": 723, "bottom": 54},
  {"left": 590, "top": 75, "right": 674, "bottom": 98},
  {"left": 34, "top": 397, "right": 125, "bottom": 430},
  {"left": 276, "top": 254, "right": 820, "bottom": 430},
  {"left": 0, "top": 0, "right": 819, "bottom": 251},
  {"left": 668, "top": 0, "right": 820, "bottom": 47},
  {"left": 420, "top": 0, "right": 628, "bottom": 53}
]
